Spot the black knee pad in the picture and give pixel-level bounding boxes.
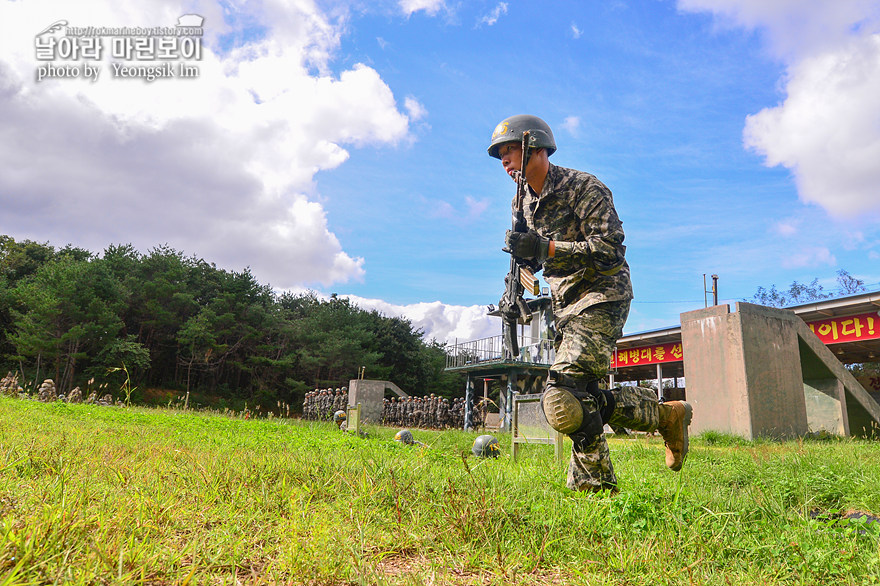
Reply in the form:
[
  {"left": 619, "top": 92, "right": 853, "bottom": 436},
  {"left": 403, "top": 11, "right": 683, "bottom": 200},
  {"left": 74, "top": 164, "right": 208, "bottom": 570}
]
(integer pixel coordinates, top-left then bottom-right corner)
[{"left": 542, "top": 372, "right": 606, "bottom": 437}]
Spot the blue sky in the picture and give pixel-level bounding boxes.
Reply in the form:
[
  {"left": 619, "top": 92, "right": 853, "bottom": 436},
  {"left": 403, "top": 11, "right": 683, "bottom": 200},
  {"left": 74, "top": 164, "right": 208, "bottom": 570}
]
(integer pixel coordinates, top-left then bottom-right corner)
[{"left": 2, "top": 0, "right": 879, "bottom": 343}]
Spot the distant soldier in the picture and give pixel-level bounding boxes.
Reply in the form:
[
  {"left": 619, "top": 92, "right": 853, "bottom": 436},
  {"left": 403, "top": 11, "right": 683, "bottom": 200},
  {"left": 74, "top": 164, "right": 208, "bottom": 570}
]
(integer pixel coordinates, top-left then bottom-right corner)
[
  {"left": 430, "top": 394, "right": 439, "bottom": 428},
  {"left": 455, "top": 397, "right": 465, "bottom": 428},
  {"left": 405, "top": 397, "right": 414, "bottom": 427},
  {"left": 439, "top": 398, "right": 450, "bottom": 429},
  {"left": 427, "top": 393, "right": 437, "bottom": 429},
  {"left": 318, "top": 389, "right": 328, "bottom": 420},
  {"left": 415, "top": 397, "right": 425, "bottom": 429}
]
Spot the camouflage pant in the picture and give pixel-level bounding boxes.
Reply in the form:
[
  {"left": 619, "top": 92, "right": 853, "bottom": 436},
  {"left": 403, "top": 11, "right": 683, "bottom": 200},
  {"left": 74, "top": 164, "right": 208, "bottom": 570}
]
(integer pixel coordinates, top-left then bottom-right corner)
[
  {"left": 548, "top": 301, "right": 661, "bottom": 492},
  {"left": 551, "top": 301, "right": 629, "bottom": 379},
  {"left": 565, "top": 385, "right": 660, "bottom": 491}
]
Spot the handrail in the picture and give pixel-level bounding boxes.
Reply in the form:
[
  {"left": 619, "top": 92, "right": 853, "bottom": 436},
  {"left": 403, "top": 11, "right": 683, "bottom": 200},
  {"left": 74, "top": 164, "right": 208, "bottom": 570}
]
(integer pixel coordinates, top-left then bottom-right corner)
[{"left": 446, "top": 335, "right": 554, "bottom": 369}]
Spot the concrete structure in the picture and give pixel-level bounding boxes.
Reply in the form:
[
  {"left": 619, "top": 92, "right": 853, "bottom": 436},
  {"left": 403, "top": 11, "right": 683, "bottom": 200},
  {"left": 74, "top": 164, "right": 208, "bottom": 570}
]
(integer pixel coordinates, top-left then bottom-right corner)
[
  {"left": 681, "top": 302, "right": 880, "bottom": 439},
  {"left": 347, "top": 379, "right": 408, "bottom": 424},
  {"left": 612, "top": 290, "right": 880, "bottom": 390},
  {"left": 447, "top": 290, "right": 880, "bottom": 439}
]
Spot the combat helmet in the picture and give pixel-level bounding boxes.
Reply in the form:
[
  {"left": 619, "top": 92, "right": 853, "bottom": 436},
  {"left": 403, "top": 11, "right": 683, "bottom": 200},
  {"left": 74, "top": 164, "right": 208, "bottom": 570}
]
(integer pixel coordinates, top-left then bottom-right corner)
[
  {"left": 394, "top": 429, "right": 415, "bottom": 445},
  {"left": 471, "top": 434, "right": 501, "bottom": 458},
  {"left": 333, "top": 410, "right": 346, "bottom": 426},
  {"left": 488, "top": 114, "right": 556, "bottom": 159}
]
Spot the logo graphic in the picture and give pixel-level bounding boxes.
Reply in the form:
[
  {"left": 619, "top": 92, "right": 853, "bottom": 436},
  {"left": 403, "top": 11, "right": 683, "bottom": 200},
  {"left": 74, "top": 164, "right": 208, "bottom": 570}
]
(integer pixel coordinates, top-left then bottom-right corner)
[
  {"left": 33, "top": 15, "right": 205, "bottom": 83},
  {"left": 36, "top": 20, "right": 68, "bottom": 37},
  {"left": 177, "top": 14, "right": 204, "bottom": 27}
]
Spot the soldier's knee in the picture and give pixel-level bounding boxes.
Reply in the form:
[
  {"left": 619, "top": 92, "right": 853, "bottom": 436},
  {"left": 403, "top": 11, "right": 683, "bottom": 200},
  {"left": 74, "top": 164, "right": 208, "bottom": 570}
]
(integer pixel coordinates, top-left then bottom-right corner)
[{"left": 541, "top": 371, "right": 610, "bottom": 437}]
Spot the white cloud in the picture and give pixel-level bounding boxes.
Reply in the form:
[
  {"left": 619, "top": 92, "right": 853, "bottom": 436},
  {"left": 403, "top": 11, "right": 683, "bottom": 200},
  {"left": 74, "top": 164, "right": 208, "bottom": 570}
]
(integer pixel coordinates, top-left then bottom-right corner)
[
  {"left": 571, "top": 22, "right": 583, "bottom": 39},
  {"left": 464, "top": 196, "right": 489, "bottom": 219},
  {"left": 426, "top": 195, "right": 490, "bottom": 224},
  {"left": 782, "top": 246, "right": 836, "bottom": 269},
  {"left": 744, "top": 36, "right": 880, "bottom": 217},
  {"left": 773, "top": 218, "right": 799, "bottom": 236},
  {"left": 343, "top": 295, "right": 499, "bottom": 345},
  {"left": 0, "top": 0, "right": 414, "bottom": 289},
  {"left": 399, "top": 0, "right": 446, "bottom": 17},
  {"left": 404, "top": 95, "right": 427, "bottom": 121},
  {"left": 478, "top": 3, "right": 508, "bottom": 27},
  {"left": 678, "top": 0, "right": 880, "bottom": 218},
  {"left": 561, "top": 115, "right": 581, "bottom": 136},
  {"left": 677, "top": 0, "right": 880, "bottom": 60}
]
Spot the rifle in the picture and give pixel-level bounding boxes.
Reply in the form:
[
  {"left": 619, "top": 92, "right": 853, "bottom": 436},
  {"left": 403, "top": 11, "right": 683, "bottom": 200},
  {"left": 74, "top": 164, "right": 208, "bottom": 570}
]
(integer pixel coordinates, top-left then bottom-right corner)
[{"left": 500, "top": 131, "right": 536, "bottom": 359}]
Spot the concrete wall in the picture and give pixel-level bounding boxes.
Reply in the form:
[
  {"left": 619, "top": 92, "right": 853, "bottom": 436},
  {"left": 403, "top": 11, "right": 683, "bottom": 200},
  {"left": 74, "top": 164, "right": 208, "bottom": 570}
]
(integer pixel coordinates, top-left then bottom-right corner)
[
  {"left": 680, "top": 304, "right": 758, "bottom": 438},
  {"left": 347, "top": 380, "right": 385, "bottom": 424},
  {"left": 347, "top": 380, "right": 409, "bottom": 424},
  {"left": 681, "top": 302, "right": 880, "bottom": 439}
]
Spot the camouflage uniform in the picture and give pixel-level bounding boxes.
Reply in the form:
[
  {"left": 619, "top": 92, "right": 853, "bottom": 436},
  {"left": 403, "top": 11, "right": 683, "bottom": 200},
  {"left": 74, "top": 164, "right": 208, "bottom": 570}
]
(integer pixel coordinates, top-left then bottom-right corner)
[{"left": 525, "top": 164, "right": 661, "bottom": 492}]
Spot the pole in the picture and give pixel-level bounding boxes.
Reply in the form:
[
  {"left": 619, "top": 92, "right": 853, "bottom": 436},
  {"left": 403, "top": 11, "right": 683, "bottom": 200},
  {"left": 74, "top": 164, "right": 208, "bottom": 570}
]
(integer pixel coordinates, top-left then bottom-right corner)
[
  {"left": 656, "top": 363, "right": 663, "bottom": 402},
  {"left": 703, "top": 273, "right": 708, "bottom": 308},
  {"left": 505, "top": 368, "right": 517, "bottom": 432},
  {"left": 464, "top": 375, "right": 473, "bottom": 431}
]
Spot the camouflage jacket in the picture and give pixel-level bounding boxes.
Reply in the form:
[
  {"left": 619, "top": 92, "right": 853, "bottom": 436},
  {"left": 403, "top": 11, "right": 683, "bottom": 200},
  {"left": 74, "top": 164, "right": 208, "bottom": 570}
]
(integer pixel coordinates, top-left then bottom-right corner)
[{"left": 520, "top": 163, "right": 633, "bottom": 325}]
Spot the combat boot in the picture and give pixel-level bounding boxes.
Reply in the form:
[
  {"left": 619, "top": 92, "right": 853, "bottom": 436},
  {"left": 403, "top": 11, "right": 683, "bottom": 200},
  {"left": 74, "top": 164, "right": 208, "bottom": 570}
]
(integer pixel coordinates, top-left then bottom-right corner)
[{"left": 657, "top": 401, "right": 693, "bottom": 471}]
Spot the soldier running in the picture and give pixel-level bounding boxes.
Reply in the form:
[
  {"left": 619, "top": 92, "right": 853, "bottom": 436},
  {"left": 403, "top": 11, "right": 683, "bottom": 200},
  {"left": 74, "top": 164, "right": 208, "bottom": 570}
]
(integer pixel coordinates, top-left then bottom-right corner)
[{"left": 489, "top": 114, "right": 693, "bottom": 492}]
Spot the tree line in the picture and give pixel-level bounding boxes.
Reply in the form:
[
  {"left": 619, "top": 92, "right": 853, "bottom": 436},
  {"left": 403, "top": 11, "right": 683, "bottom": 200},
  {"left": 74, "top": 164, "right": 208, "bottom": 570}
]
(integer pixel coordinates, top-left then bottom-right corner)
[
  {"left": 0, "top": 236, "right": 462, "bottom": 410},
  {"left": 747, "top": 269, "right": 868, "bottom": 308}
]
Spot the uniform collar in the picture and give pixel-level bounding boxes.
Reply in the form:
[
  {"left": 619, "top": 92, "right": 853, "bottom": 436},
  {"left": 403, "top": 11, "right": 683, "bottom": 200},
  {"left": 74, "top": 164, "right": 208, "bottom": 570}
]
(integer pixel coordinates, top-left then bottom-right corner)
[{"left": 531, "top": 163, "right": 560, "bottom": 202}]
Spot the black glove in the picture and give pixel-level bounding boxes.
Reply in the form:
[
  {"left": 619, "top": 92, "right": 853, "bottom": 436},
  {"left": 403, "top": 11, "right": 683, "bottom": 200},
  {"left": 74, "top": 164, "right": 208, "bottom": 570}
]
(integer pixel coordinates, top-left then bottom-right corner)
[{"left": 504, "top": 229, "right": 550, "bottom": 262}]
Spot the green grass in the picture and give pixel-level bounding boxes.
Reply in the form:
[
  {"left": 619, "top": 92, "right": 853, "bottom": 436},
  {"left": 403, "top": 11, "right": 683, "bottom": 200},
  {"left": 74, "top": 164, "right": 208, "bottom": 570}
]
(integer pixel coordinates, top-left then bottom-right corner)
[{"left": 1, "top": 397, "right": 879, "bottom": 585}]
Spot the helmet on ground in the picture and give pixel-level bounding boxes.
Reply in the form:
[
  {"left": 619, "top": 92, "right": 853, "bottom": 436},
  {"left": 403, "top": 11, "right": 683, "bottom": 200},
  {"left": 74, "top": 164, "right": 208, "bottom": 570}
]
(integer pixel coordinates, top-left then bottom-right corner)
[
  {"left": 488, "top": 114, "right": 556, "bottom": 159},
  {"left": 333, "top": 410, "right": 346, "bottom": 425},
  {"left": 472, "top": 434, "right": 501, "bottom": 458},
  {"left": 394, "top": 429, "right": 415, "bottom": 445}
]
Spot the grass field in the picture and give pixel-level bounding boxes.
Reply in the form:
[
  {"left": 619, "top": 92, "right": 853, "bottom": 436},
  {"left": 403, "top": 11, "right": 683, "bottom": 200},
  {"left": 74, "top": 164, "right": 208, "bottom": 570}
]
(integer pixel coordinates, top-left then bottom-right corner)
[{"left": 1, "top": 396, "right": 879, "bottom": 585}]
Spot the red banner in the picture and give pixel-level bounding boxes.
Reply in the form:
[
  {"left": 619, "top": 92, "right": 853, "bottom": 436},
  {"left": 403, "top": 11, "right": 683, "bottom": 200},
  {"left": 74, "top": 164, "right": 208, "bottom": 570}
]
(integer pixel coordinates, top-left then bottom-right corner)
[
  {"left": 806, "top": 311, "right": 880, "bottom": 345},
  {"left": 611, "top": 342, "right": 683, "bottom": 368},
  {"left": 610, "top": 310, "right": 880, "bottom": 371}
]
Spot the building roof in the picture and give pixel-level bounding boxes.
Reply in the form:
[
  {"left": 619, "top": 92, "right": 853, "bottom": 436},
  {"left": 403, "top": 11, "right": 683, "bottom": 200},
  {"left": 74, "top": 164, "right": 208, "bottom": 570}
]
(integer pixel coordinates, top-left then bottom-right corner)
[{"left": 614, "top": 291, "right": 880, "bottom": 380}]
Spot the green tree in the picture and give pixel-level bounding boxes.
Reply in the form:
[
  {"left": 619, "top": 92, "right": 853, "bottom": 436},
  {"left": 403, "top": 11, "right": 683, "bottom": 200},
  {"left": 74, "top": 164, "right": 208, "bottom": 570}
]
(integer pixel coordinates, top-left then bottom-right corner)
[
  {"left": 0, "top": 237, "right": 57, "bottom": 364},
  {"left": 748, "top": 270, "right": 867, "bottom": 308},
  {"left": 9, "top": 257, "right": 125, "bottom": 392},
  {"left": 292, "top": 295, "right": 382, "bottom": 388},
  {"left": 0, "top": 236, "right": 56, "bottom": 283},
  {"left": 2, "top": 235, "right": 464, "bottom": 411}
]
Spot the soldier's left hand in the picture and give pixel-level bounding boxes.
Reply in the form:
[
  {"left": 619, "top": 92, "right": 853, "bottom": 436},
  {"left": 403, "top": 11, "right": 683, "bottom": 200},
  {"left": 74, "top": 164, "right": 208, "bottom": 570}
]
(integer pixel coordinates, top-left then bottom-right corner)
[{"left": 504, "top": 229, "right": 550, "bottom": 262}]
